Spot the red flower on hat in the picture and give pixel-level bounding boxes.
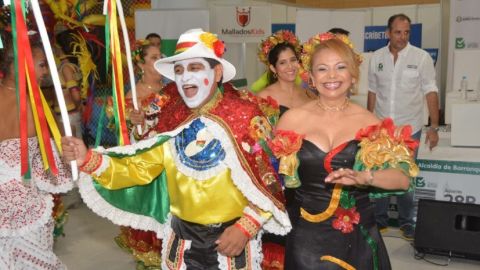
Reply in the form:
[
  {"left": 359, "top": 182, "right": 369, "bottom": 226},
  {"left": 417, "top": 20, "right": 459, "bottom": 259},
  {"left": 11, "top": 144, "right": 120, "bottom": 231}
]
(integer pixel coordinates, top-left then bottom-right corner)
[
  {"left": 332, "top": 207, "right": 360, "bottom": 234},
  {"left": 213, "top": 40, "right": 225, "bottom": 57},
  {"left": 200, "top": 32, "right": 225, "bottom": 58}
]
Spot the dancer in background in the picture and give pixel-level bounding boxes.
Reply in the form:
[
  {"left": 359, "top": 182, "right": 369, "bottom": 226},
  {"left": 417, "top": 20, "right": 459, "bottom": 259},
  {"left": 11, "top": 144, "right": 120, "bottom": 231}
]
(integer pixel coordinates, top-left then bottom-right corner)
[
  {"left": 255, "top": 30, "right": 314, "bottom": 118},
  {"left": 53, "top": 29, "right": 83, "bottom": 139},
  {"left": 0, "top": 36, "right": 73, "bottom": 270},
  {"left": 276, "top": 32, "right": 419, "bottom": 269},
  {"left": 145, "top": 33, "right": 166, "bottom": 58},
  {"left": 254, "top": 30, "right": 315, "bottom": 270},
  {"left": 114, "top": 39, "right": 169, "bottom": 270}
]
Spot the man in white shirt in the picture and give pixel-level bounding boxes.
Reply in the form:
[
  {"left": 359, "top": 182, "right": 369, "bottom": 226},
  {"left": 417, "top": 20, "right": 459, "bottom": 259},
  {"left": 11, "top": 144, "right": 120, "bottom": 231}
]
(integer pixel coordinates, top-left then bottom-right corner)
[{"left": 367, "top": 13, "right": 440, "bottom": 240}]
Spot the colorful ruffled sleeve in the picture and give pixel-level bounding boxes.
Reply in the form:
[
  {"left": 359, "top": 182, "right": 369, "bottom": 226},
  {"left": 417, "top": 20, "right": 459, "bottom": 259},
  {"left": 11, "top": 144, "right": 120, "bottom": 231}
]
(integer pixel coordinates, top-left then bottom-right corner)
[
  {"left": 80, "top": 135, "right": 170, "bottom": 190},
  {"left": 269, "top": 130, "right": 305, "bottom": 188},
  {"left": 353, "top": 118, "right": 420, "bottom": 198}
]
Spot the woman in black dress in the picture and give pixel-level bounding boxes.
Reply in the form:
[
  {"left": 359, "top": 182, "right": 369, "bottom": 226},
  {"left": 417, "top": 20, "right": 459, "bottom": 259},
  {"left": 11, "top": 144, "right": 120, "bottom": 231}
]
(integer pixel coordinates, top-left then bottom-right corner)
[{"left": 275, "top": 33, "right": 419, "bottom": 270}]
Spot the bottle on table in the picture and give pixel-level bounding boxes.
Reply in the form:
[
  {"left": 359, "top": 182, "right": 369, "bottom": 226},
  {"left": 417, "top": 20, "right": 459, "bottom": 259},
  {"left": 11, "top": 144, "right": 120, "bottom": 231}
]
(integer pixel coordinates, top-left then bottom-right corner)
[{"left": 460, "top": 76, "right": 468, "bottom": 100}]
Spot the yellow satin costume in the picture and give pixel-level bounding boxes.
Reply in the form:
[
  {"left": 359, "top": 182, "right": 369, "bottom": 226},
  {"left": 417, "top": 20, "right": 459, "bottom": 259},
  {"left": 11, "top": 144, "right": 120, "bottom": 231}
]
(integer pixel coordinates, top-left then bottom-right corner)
[{"left": 91, "top": 142, "right": 249, "bottom": 225}]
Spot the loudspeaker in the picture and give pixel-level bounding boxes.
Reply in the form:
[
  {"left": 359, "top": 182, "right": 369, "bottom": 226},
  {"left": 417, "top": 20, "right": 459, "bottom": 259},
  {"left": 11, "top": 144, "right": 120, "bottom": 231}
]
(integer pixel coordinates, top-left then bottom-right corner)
[{"left": 414, "top": 199, "right": 480, "bottom": 260}]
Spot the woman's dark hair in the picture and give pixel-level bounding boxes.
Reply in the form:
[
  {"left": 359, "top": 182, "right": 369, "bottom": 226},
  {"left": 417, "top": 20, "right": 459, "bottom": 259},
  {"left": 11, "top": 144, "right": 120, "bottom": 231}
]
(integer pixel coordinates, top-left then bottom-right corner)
[
  {"left": 0, "top": 33, "right": 44, "bottom": 78},
  {"left": 267, "top": 42, "right": 297, "bottom": 84},
  {"left": 55, "top": 29, "right": 79, "bottom": 65}
]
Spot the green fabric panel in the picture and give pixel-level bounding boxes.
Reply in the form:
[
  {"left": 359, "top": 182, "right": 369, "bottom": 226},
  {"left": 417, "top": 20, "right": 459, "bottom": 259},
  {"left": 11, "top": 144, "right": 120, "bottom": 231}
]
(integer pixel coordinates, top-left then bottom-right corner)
[
  {"left": 231, "top": 78, "right": 248, "bottom": 88},
  {"left": 94, "top": 171, "right": 170, "bottom": 224},
  {"left": 161, "top": 39, "right": 178, "bottom": 57}
]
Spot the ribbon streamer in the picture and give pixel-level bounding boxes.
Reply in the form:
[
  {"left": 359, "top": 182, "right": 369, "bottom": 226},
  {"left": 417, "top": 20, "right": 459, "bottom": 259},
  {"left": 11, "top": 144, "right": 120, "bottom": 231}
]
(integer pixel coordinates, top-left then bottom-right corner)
[
  {"left": 11, "top": 0, "right": 30, "bottom": 176},
  {"left": 115, "top": 0, "right": 141, "bottom": 135},
  {"left": 31, "top": 0, "right": 78, "bottom": 179},
  {"left": 104, "top": 0, "right": 132, "bottom": 145},
  {"left": 11, "top": 0, "right": 59, "bottom": 176}
]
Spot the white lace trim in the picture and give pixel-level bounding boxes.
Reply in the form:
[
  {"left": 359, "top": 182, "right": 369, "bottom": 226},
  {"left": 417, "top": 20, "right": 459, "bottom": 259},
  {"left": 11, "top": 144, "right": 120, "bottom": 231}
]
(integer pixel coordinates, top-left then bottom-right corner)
[
  {"left": 90, "top": 154, "right": 111, "bottom": 177},
  {"left": 244, "top": 206, "right": 268, "bottom": 225},
  {"left": 201, "top": 117, "right": 291, "bottom": 235},
  {"left": 93, "top": 125, "right": 186, "bottom": 156},
  {"left": 167, "top": 137, "right": 229, "bottom": 181},
  {"left": 0, "top": 192, "right": 53, "bottom": 238},
  {"left": 77, "top": 172, "right": 165, "bottom": 237},
  {"left": 34, "top": 179, "right": 74, "bottom": 194},
  {"left": 161, "top": 216, "right": 192, "bottom": 270}
]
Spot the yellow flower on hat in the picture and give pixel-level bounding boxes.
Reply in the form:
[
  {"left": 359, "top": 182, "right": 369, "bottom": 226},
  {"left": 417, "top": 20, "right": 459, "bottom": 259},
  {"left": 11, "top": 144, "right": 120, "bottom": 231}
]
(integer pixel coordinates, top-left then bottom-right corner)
[
  {"left": 200, "top": 32, "right": 217, "bottom": 49},
  {"left": 200, "top": 32, "right": 225, "bottom": 57}
]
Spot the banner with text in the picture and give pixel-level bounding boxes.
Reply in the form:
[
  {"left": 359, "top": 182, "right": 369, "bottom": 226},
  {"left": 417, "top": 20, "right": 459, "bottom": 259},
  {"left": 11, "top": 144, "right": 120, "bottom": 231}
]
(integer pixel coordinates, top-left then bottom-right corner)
[
  {"left": 212, "top": 6, "right": 271, "bottom": 43},
  {"left": 385, "top": 159, "right": 480, "bottom": 226},
  {"left": 364, "top": 24, "right": 422, "bottom": 52},
  {"left": 415, "top": 159, "right": 480, "bottom": 205}
]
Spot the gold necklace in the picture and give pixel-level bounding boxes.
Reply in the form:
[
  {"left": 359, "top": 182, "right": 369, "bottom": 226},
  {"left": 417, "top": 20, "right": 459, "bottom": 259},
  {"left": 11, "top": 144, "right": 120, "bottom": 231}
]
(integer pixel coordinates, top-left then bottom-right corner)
[
  {"left": 316, "top": 98, "right": 350, "bottom": 112},
  {"left": 142, "top": 80, "right": 163, "bottom": 92}
]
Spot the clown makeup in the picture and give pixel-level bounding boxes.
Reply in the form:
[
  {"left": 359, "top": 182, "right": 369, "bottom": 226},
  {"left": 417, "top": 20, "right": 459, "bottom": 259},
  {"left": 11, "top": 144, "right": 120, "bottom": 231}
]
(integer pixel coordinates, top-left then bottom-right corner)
[{"left": 174, "top": 58, "right": 216, "bottom": 108}]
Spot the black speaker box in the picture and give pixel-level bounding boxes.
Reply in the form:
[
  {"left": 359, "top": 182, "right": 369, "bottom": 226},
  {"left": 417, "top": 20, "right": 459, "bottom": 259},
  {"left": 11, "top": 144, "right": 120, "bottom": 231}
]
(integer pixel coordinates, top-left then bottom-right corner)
[{"left": 414, "top": 199, "right": 480, "bottom": 260}]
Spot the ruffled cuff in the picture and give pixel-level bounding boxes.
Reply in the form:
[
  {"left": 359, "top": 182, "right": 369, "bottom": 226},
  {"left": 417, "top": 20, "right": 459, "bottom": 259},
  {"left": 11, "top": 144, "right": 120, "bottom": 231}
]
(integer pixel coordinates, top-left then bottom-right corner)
[
  {"left": 235, "top": 205, "right": 271, "bottom": 239},
  {"left": 79, "top": 149, "right": 103, "bottom": 174},
  {"left": 353, "top": 118, "right": 420, "bottom": 198},
  {"left": 269, "top": 130, "right": 304, "bottom": 188}
]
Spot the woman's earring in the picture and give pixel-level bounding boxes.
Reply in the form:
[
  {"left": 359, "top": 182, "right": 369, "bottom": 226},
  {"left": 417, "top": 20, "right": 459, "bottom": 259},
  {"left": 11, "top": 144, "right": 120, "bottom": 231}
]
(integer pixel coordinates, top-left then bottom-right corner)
[{"left": 273, "top": 72, "right": 278, "bottom": 79}]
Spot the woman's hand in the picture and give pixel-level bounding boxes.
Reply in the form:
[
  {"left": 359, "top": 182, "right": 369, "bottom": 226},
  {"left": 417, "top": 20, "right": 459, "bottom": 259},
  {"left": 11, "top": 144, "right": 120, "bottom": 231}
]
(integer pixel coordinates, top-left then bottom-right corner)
[
  {"left": 129, "top": 109, "right": 145, "bottom": 126},
  {"left": 325, "top": 168, "right": 370, "bottom": 186},
  {"left": 61, "top": 136, "right": 88, "bottom": 165}
]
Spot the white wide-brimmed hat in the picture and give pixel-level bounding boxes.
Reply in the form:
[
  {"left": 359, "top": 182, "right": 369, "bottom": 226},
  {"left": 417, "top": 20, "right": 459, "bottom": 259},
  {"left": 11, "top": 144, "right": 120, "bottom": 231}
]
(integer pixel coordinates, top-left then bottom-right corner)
[{"left": 154, "top": 29, "right": 236, "bottom": 82}]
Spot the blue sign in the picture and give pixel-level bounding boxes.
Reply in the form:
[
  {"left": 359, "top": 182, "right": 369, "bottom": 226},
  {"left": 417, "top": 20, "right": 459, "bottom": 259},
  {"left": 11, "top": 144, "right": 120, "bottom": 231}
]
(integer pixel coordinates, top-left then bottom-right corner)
[
  {"left": 272, "top": 23, "right": 296, "bottom": 34},
  {"left": 364, "top": 23, "right": 422, "bottom": 52},
  {"left": 424, "top": 48, "right": 439, "bottom": 66}
]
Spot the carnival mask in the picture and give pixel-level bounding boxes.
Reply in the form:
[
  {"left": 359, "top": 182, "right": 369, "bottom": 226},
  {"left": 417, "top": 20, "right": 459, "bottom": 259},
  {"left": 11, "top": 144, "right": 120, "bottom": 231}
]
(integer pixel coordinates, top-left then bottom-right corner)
[{"left": 174, "top": 58, "right": 216, "bottom": 109}]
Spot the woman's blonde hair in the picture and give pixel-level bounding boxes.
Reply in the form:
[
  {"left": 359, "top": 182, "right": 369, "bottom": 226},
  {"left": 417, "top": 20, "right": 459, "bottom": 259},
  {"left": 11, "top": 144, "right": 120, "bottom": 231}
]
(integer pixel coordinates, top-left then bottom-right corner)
[{"left": 310, "top": 38, "right": 361, "bottom": 85}]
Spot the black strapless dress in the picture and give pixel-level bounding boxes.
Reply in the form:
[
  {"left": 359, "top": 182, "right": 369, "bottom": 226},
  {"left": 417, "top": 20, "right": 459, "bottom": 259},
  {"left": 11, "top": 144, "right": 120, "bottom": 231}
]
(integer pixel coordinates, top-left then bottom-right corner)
[
  {"left": 279, "top": 105, "right": 289, "bottom": 117},
  {"left": 285, "top": 140, "right": 391, "bottom": 270}
]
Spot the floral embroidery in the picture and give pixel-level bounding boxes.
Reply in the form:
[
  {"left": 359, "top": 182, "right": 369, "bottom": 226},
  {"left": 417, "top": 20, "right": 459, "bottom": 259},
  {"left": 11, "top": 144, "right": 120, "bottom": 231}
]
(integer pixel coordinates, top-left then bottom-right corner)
[
  {"left": 249, "top": 116, "right": 272, "bottom": 141},
  {"left": 332, "top": 189, "right": 359, "bottom": 234},
  {"left": 269, "top": 130, "right": 304, "bottom": 157},
  {"left": 355, "top": 118, "right": 419, "bottom": 177},
  {"left": 269, "top": 130, "right": 304, "bottom": 188},
  {"left": 332, "top": 206, "right": 360, "bottom": 234}
]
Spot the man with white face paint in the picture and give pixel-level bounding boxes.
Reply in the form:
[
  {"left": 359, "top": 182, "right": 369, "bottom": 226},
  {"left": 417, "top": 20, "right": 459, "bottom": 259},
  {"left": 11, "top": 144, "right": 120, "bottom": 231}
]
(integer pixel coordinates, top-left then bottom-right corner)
[
  {"left": 61, "top": 29, "right": 291, "bottom": 269},
  {"left": 174, "top": 58, "right": 217, "bottom": 108}
]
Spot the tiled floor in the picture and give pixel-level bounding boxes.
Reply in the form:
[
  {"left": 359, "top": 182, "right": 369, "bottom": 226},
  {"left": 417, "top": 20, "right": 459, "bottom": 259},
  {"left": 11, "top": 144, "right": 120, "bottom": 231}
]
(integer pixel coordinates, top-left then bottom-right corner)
[{"left": 55, "top": 203, "right": 480, "bottom": 270}]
